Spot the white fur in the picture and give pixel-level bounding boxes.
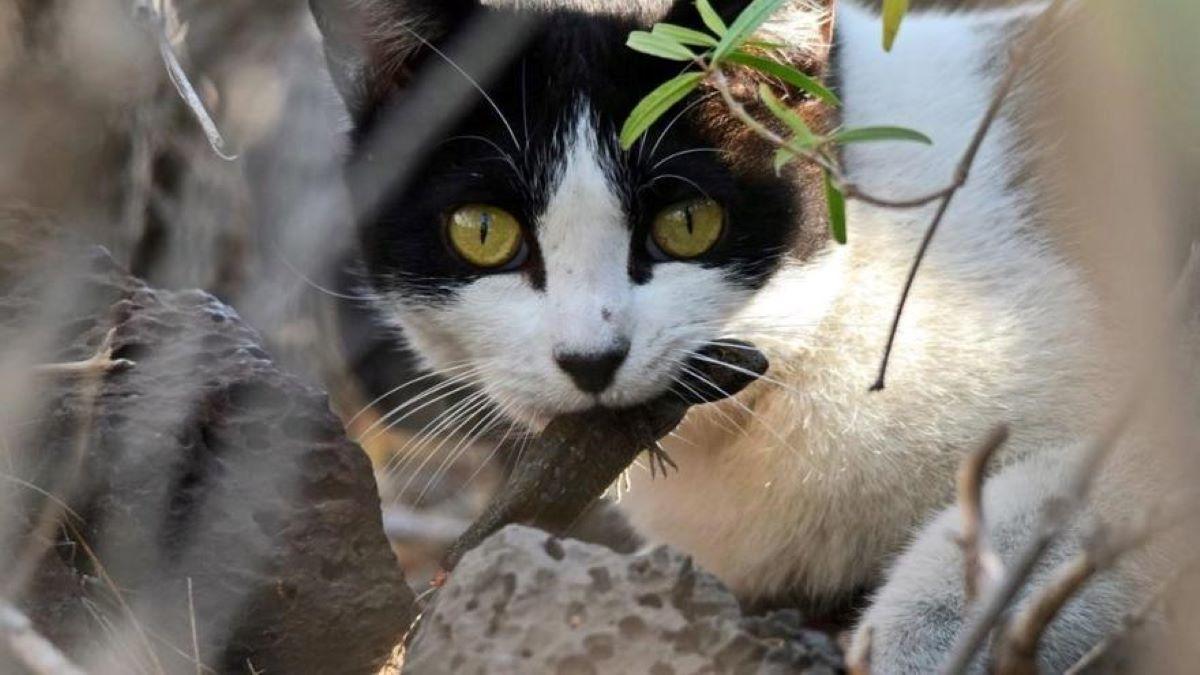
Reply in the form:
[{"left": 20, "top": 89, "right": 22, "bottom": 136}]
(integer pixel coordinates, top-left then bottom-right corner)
[
  {"left": 390, "top": 104, "right": 751, "bottom": 425},
  {"left": 617, "top": 1, "right": 1107, "bottom": 605}
]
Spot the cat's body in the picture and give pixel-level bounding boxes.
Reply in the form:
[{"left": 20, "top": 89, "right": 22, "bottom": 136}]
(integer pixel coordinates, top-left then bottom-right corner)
[{"left": 312, "top": 0, "right": 1159, "bottom": 671}]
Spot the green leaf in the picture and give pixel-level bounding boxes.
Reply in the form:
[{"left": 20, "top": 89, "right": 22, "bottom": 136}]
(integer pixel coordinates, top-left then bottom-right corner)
[
  {"left": 823, "top": 170, "right": 848, "bottom": 244},
  {"left": 695, "top": 0, "right": 728, "bottom": 37},
  {"left": 627, "top": 31, "right": 696, "bottom": 61},
  {"left": 881, "top": 0, "right": 909, "bottom": 52},
  {"left": 773, "top": 147, "right": 795, "bottom": 175},
  {"left": 726, "top": 50, "right": 840, "bottom": 106},
  {"left": 620, "top": 72, "right": 706, "bottom": 150},
  {"left": 833, "top": 126, "right": 933, "bottom": 145},
  {"left": 758, "top": 84, "right": 817, "bottom": 146},
  {"left": 652, "top": 23, "right": 719, "bottom": 48},
  {"left": 713, "top": 0, "right": 789, "bottom": 63}
]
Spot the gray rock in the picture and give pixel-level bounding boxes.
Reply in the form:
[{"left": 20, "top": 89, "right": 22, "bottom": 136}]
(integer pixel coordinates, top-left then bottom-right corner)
[
  {"left": 404, "top": 525, "right": 843, "bottom": 675},
  {"left": 1, "top": 244, "right": 414, "bottom": 674}
]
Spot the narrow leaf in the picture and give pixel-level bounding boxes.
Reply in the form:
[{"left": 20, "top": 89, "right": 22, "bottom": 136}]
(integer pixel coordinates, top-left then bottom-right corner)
[
  {"left": 695, "top": 0, "right": 728, "bottom": 37},
  {"left": 759, "top": 84, "right": 817, "bottom": 146},
  {"left": 713, "top": 0, "right": 789, "bottom": 63},
  {"left": 620, "top": 72, "right": 706, "bottom": 150},
  {"left": 773, "top": 147, "right": 795, "bottom": 175},
  {"left": 627, "top": 31, "right": 696, "bottom": 61},
  {"left": 881, "top": 0, "right": 909, "bottom": 52},
  {"left": 726, "top": 50, "right": 840, "bottom": 106},
  {"left": 833, "top": 126, "right": 933, "bottom": 145},
  {"left": 824, "top": 170, "right": 848, "bottom": 244},
  {"left": 653, "top": 23, "right": 719, "bottom": 48}
]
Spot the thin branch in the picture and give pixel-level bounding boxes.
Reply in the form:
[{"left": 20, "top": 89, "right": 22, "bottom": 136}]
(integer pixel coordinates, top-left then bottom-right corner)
[
  {"left": 6, "top": 329, "right": 129, "bottom": 598},
  {"left": 1, "top": 601, "right": 88, "bottom": 675},
  {"left": 869, "top": 0, "right": 1068, "bottom": 391},
  {"left": 993, "top": 502, "right": 1196, "bottom": 675},
  {"left": 131, "top": 0, "right": 237, "bottom": 161},
  {"left": 957, "top": 425, "right": 1010, "bottom": 604},
  {"left": 1063, "top": 557, "right": 1200, "bottom": 675},
  {"left": 32, "top": 328, "right": 133, "bottom": 378},
  {"left": 941, "top": 238, "right": 1199, "bottom": 674},
  {"left": 938, "top": 400, "right": 1139, "bottom": 675}
]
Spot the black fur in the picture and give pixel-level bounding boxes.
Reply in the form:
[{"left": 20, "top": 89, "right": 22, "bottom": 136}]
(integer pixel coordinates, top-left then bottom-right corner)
[{"left": 315, "top": 0, "right": 821, "bottom": 302}]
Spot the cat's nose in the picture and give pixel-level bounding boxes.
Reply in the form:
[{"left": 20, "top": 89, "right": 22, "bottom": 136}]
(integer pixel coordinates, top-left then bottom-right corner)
[{"left": 554, "top": 343, "right": 630, "bottom": 394}]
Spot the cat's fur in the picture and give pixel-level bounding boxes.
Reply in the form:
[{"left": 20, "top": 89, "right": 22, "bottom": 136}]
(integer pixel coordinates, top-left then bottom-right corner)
[{"left": 312, "top": 0, "right": 1158, "bottom": 671}]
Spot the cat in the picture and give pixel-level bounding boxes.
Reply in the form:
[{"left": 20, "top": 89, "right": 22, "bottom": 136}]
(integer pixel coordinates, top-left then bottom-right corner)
[{"left": 310, "top": 0, "right": 1162, "bottom": 671}]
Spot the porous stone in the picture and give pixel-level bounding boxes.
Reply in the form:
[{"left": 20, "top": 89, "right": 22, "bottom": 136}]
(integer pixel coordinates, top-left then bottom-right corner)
[
  {"left": 1, "top": 244, "right": 414, "bottom": 674},
  {"left": 404, "top": 525, "right": 843, "bottom": 675}
]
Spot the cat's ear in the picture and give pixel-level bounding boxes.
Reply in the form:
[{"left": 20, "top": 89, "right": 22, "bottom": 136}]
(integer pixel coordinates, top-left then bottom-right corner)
[
  {"left": 663, "top": 0, "right": 836, "bottom": 72},
  {"left": 310, "top": 0, "right": 480, "bottom": 118}
]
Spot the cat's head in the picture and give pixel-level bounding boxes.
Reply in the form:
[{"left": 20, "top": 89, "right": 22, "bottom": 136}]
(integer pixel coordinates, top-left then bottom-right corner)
[{"left": 313, "top": 0, "right": 836, "bottom": 424}]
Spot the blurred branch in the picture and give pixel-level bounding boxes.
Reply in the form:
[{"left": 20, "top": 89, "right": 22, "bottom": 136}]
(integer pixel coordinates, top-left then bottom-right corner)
[
  {"left": 939, "top": 402, "right": 1140, "bottom": 675},
  {"left": 957, "top": 425, "right": 1009, "bottom": 605},
  {"left": 941, "top": 239, "right": 1200, "bottom": 675},
  {"left": 994, "top": 501, "right": 1197, "bottom": 674},
  {"left": 1064, "top": 557, "right": 1200, "bottom": 675},
  {"left": 1, "top": 601, "right": 88, "bottom": 675},
  {"left": 131, "top": 0, "right": 237, "bottom": 161}
]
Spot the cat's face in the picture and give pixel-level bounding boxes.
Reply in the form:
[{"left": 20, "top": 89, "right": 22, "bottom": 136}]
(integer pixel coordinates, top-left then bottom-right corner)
[{"left": 317, "top": 0, "right": 828, "bottom": 424}]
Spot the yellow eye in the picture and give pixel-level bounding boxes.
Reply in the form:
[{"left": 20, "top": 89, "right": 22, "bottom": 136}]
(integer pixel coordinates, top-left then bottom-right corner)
[
  {"left": 651, "top": 199, "right": 725, "bottom": 260},
  {"left": 446, "top": 205, "right": 524, "bottom": 269}
]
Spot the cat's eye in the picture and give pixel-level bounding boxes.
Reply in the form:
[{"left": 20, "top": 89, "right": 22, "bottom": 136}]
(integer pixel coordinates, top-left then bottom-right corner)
[
  {"left": 446, "top": 205, "right": 525, "bottom": 269},
  {"left": 650, "top": 199, "right": 725, "bottom": 260}
]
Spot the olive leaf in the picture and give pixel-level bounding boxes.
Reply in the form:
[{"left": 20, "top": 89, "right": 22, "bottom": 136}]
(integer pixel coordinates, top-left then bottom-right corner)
[
  {"left": 652, "top": 23, "right": 719, "bottom": 48},
  {"left": 619, "top": 72, "right": 706, "bottom": 150},
  {"left": 712, "top": 0, "right": 790, "bottom": 63},
  {"left": 758, "top": 84, "right": 818, "bottom": 146},
  {"left": 833, "top": 126, "right": 932, "bottom": 145},
  {"left": 882, "top": 0, "right": 909, "bottom": 52},
  {"left": 727, "top": 50, "right": 840, "bottom": 106},
  {"left": 823, "top": 170, "right": 848, "bottom": 244},
  {"left": 627, "top": 31, "right": 696, "bottom": 61},
  {"left": 695, "top": 0, "right": 729, "bottom": 37}
]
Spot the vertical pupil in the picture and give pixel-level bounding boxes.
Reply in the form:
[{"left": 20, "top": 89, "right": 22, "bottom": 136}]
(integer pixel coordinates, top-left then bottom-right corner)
[
  {"left": 684, "top": 206, "right": 695, "bottom": 235},
  {"left": 480, "top": 211, "right": 492, "bottom": 245}
]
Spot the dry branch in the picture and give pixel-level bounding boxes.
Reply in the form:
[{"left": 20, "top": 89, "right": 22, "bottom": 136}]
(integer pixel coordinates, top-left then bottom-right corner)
[
  {"left": 938, "top": 402, "right": 1139, "bottom": 675},
  {"left": 1063, "top": 557, "right": 1200, "bottom": 675},
  {"left": 993, "top": 502, "right": 1196, "bottom": 674},
  {"left": 957, "top": 425, "right": 1010, "bottom": 604},
  {"left": 940, "top": 238, "right": 1199, "bottom": 675}
]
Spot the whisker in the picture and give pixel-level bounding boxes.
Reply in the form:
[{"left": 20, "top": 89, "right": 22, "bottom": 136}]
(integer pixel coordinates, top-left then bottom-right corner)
[
  {"left": 651, "top": 147, "right": 724, "bottom": 172},
  {"left": 397, "top": 394, "right": 499, "bottom": 501},
  {"left": 359, "top": 366, "right": 491, "bottom": 446},
  {"left": 644, "top": 173, "right": 713, "bottom": 201},
  {"left": 387, "top": 388, "right": 493, "bottom": 477},
  {"left": 345, "top": 360, "right": 474, "bottom": 427},
  {"left": 646, "top": 91, "right": 718, "bottom": 163},
  {"left": 401, "top": 27, "right": 523, "bottom": 151},
  {"left": 415, "top": 395, "right": 517, "bottom": 505}
]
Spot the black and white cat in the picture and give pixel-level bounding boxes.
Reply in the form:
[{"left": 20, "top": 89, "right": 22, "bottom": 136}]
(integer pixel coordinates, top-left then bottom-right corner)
[{"left": 311, "top": 0, "right": 1154, "bottom": 670}]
